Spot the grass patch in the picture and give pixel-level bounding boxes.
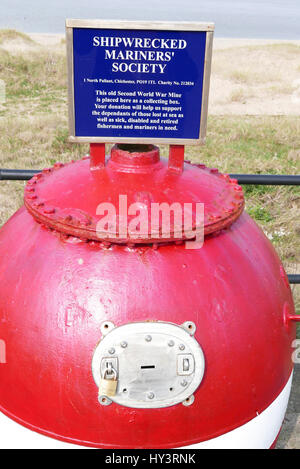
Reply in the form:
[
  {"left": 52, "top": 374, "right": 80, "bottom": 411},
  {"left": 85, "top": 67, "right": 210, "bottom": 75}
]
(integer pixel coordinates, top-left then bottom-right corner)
[
  {"left": 263, "top": 43, "right": 300, "bottom": 54},
  {"left": 268, "top": 84, "right": 296, "bottom": 95},
  {"left": 0, "top": 48, "right": 66, "bottom": 101},
  {"left": 247, "top": 206, "right": 273, "bottom": 222},
  {"left": 0, "top": 29, "right": 34, "bottom": 45},
  {"left": 230, "top": 88, "right": 248, "bottom": 103},
  {"left": 51, "top": 128, "right": 74, "bottom": 154},
  {"left": 230, "top": 70, "right": 250, "bottom": 84}
]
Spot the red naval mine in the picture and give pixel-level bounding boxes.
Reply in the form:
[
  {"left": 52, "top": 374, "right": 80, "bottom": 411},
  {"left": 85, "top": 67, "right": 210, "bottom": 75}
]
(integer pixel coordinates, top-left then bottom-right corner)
[{"left": 0, "top": 143, "right": 297, "bottom": 448}]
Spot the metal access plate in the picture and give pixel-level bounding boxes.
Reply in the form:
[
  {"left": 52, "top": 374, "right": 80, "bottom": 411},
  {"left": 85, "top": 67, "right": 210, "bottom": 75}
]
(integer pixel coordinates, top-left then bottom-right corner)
[{"left": 92, "top": 321, "right": 205, "bottom": 408}]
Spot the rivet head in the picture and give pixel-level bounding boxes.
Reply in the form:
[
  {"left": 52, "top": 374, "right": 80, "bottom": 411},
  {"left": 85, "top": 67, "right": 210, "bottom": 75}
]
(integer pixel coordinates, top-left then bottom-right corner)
[
  {"left": 147, "top": 392, "right": 155, "bottom": 399},
  {"left": 98, "top": 395, "right": 112, "bottom": 406},
  {"left": 108, "top": 348, "right": 115, "bottom": 355},
  {"left": 179, "top": 344, "right": 185, "bottom": 351},
  {"left": 168, "top": 340, "right": 175, "bottom": 347},
  {"left": 120, "top": 341, "right": 128, "bottom": 348},
  {"left": 43, "top": 207, "right": 55, "bottom": 215},
  {"left": 181, "top": 379, "right": 188, "bottom": 387},
  {"left": 145, "top": 335, "right": 152, "bottom": 342},
  {"left": 182, "top": 395, "right": 195, "bottom": 407}
]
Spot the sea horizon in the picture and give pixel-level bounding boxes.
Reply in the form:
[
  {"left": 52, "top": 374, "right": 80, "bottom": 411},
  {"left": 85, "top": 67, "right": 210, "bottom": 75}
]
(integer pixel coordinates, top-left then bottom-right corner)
[{"left": 0, "top": 0, "right": 300, "bottom": 39}]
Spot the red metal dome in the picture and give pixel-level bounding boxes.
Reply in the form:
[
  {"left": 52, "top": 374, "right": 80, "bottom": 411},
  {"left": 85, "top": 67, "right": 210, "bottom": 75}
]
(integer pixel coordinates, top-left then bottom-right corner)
[
  {"left": 0, "top": 145, "right": 296, "bottom": 448},
  {"left": 24, "top": 144, "right": 244, "bottom": 244}
]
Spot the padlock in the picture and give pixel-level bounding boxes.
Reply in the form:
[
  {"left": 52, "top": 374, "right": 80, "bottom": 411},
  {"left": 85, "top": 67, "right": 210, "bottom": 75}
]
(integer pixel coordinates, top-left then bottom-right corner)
[{"left": 98, "top": 366, "right": 118, "bottom": 398}]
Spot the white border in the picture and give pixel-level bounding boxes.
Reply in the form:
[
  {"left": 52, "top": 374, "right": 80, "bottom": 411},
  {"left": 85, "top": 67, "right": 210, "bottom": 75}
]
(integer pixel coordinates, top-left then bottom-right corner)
[{"left": 0, "top": 372, "right": 293, "bottom": 448}]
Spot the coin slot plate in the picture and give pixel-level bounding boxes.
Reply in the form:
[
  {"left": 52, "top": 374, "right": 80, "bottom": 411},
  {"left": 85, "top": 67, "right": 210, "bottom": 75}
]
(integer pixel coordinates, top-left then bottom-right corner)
[{"left": 92, "top": 321, "right": 205, "bottom": 409}]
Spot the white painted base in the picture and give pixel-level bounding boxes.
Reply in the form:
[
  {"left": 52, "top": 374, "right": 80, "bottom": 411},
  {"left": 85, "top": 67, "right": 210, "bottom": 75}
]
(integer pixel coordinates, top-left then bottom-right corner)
[
  {"left": 0, "top": 372, "right": 293, "bottom": 449},
  {"left": 184, "top": 372, "right": 293, "bottom": 449}
]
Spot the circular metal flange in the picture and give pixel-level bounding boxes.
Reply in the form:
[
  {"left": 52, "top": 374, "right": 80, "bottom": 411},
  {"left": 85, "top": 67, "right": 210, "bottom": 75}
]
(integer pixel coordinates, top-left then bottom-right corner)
[
  {"left": 92, "top": 321, "right": 205, "bottom": 409},
  {"left": 24, "top": 155, "right": 244, "bottom": 245}
]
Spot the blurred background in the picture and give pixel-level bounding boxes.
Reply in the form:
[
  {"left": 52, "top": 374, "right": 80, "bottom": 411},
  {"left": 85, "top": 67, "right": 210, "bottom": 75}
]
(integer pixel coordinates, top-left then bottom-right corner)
[{"left": 0, "top": 0, "right": 300, "bottom": 38}]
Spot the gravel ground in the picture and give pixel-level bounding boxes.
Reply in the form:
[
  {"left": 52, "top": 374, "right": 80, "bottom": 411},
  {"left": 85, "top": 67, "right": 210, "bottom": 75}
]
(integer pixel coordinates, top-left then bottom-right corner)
[{"left": 277, "top": 364, "right": 300, "bottom": 449}]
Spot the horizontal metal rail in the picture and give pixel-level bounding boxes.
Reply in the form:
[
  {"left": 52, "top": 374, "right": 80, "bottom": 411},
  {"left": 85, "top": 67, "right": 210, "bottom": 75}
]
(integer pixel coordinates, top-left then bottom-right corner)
[
  {"left": 0, "top": 168, "right": 299, "bottom": 284},
  {"left": 288, "top": 275, "right": 300, "bottom": 285},
  {"left": 0, "top": 169, "right": 39, "bottom": 180},
  {"left": 230, "top": 174, "right": 300, "bottom": 185},
  {"left": 0, "top": 169, "right": 300, "bottom": 185}
]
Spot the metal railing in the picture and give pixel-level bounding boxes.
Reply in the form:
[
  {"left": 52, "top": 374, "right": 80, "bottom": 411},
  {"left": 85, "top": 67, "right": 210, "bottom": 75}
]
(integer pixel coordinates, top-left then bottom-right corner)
[
  {"left": 1, "top": 169, "right": 300, "bottom": 185},
  {"left": 0, "top": 168, "right": 299, "bottom": 284}
]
